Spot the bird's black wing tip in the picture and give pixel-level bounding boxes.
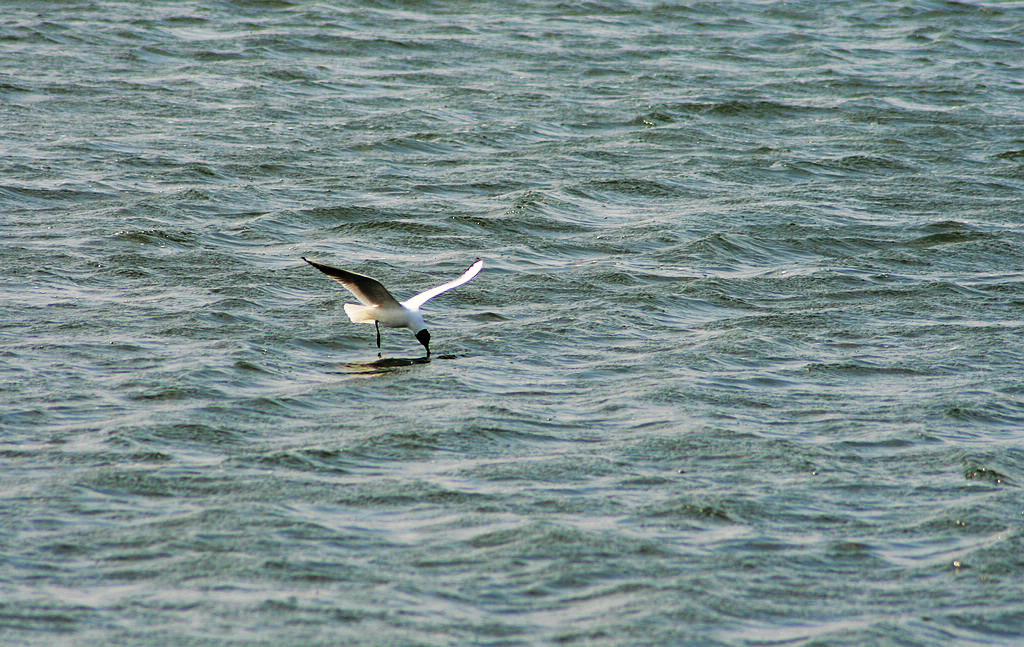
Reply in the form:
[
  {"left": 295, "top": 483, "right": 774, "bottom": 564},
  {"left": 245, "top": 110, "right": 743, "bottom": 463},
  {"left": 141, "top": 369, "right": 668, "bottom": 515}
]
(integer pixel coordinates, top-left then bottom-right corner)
[{"left": 301, "top": 257, "right": 336, "bottom": 275}]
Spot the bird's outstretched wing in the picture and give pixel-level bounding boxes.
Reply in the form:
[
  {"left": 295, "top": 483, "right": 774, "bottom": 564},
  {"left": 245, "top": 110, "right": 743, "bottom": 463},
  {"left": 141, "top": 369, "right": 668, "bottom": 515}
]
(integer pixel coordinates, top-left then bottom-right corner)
[
  {"left": 402, "top": 259, "right": 483, "bottom": 311},
  {"left": 302, "top": 257, "right": 401, "bottom": 308}
]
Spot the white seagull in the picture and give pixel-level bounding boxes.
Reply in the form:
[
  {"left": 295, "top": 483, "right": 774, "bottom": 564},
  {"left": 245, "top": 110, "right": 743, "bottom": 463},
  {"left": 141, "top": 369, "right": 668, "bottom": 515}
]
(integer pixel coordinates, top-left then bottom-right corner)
[{"left": 302, "top": 257, "right": 483, "bottom": 357}]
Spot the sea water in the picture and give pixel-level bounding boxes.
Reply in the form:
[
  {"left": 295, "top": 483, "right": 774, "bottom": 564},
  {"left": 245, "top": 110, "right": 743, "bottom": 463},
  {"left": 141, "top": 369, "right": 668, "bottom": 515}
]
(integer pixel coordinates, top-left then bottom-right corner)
[{"left": 2, "top": 2, "right": 1023, "bottom": 644}]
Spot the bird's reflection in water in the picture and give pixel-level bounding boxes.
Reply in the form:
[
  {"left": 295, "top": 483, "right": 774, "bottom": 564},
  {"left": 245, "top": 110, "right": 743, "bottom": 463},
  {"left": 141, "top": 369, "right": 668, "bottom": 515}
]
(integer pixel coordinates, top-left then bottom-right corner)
[{"left": 330, "top": 354, "right": 457, "bottom": 376}]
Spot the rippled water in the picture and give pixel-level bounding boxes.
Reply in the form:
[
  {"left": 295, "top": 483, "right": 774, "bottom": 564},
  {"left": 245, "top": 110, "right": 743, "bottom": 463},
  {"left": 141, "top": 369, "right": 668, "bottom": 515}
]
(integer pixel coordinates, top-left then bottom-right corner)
[{"left": 3, "top": 1, "right": 1024, "bottom": 644}]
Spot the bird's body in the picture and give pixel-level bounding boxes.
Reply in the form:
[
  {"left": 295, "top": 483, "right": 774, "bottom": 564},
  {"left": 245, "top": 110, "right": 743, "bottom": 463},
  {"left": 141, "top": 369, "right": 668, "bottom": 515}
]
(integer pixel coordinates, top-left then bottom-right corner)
[{"left": 302, "top": 257, "right": 482, "bottom": 356}]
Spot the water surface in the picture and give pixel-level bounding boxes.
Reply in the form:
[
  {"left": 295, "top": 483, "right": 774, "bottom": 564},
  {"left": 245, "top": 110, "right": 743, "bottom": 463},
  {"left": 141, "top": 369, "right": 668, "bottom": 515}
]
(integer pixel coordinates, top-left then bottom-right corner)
[{"left": 2, "top": 1, "right": 1023, "bottom": 644}]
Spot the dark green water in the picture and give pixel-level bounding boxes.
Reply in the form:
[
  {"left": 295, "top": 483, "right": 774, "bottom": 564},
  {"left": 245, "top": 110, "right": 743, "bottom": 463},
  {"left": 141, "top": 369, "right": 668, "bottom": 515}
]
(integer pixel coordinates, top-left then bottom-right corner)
[{"left": 2, "top": 2, "right": 1023, "bottom": 644}]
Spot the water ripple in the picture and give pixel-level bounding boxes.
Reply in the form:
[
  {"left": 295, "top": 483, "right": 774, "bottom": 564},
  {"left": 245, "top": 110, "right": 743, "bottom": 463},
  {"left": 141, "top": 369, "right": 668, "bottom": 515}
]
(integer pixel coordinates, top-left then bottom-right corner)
[{"left": 3, "top": 0, "right": 1024, "bottom": 644}]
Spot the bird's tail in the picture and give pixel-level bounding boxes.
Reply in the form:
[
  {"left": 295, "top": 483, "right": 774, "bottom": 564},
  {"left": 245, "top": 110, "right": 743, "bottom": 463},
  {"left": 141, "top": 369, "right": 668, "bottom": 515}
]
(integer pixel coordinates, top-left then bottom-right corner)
[{"left": 343, "top": 303, "right": 377, "bottom": 323}]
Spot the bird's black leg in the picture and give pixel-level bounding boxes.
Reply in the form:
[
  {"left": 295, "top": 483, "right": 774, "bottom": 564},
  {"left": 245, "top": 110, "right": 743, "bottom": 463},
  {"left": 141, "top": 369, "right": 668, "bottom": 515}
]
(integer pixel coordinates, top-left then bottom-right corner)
[{"left": 375, "top": 321, "right": 382, "bottom": 357}]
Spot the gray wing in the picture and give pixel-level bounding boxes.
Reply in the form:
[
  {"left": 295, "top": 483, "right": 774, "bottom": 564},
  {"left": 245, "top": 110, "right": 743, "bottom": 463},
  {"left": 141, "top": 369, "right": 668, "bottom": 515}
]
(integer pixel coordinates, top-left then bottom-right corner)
[{"left": 301, "top": 257, "right": 401, "bottom": 308}]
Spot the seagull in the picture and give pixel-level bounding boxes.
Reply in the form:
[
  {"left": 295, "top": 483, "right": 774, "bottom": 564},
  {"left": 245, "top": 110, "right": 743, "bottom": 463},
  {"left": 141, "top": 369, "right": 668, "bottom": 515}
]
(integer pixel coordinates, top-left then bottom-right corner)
[{"left": 301, "top": 257, "right": 483, "bottom": 357}]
